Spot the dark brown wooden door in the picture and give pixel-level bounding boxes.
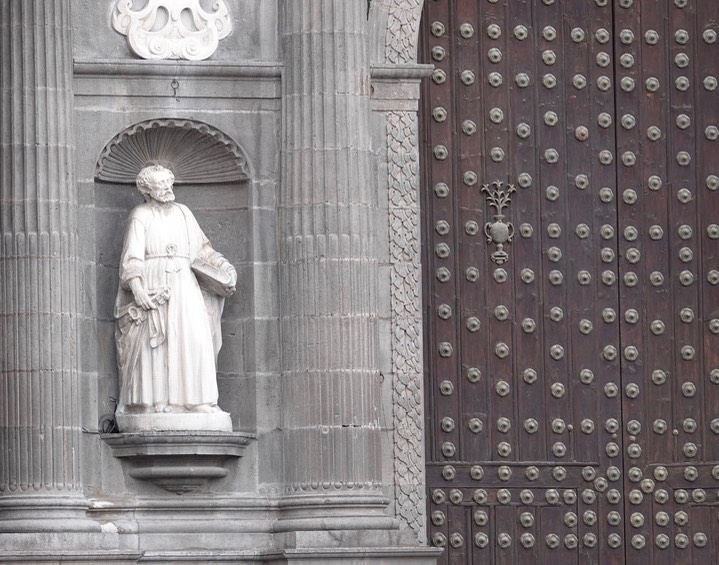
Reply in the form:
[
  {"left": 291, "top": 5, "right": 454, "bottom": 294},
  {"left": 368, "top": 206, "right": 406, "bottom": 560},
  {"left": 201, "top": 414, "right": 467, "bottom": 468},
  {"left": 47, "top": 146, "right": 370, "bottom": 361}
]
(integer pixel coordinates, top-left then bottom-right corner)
[{"left": 420, "top": 2, "right": 719, "bottom": 563}]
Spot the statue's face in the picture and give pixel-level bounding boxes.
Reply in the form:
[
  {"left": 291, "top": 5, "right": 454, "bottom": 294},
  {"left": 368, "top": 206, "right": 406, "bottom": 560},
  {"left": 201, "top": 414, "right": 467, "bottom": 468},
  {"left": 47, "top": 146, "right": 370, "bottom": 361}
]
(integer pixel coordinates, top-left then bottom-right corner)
[{"left": 147, "top": 169, "right": 175, "bottom": 203}]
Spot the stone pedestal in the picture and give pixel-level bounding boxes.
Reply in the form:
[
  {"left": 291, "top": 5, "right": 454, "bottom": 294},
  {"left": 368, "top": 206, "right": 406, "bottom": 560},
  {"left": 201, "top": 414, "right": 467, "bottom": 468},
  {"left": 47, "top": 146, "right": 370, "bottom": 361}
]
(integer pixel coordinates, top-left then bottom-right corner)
[
  {"left": 116, "top": 411, "right": 233, "bottom": 433},
  {"left": 102, "top": 432, "right": 254, "bottom": 493}
]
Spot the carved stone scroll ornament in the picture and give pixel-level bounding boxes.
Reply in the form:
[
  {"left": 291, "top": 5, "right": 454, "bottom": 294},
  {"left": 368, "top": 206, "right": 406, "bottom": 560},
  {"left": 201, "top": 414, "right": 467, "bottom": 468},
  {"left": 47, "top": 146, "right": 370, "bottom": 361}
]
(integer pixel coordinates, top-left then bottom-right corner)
[
  {"left": 112, "top": 0, "right": 232, "bottom": 61},
  {"left": 481, "top": 181, "right": 516, "bottom": 265}
]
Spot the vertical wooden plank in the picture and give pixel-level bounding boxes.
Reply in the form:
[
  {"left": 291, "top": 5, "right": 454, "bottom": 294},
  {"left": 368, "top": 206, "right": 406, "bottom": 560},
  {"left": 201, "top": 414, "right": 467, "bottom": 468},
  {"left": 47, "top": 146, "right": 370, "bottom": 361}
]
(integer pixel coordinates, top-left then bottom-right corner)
[
  {"left": 454, "top": 0, "right": 488, "bottom": 468},
  {"left": 422, "top": 0, "right": 461, "bottom": 475},
  {"left": 613, "top": 1, "right": 650, "bottom": 563},
  {"left": 446, "top": 503, "right": 468, "bottom": 564},
  {"left": 562, "top": 0, "right": 596, "bottom": 468},
  {"left": 664, "top": 0, "right": 714, "bottom": 546},
  {"left": 696, "top": 0, "right": 719, "bottom": 466},
  {"left": 587, "top": 3, "right": 625, "bottom": 562},
  {"left": 479, "top": 0, "right": 515, "bottom": 467},
  {"left": 671, "top": 491, "right": 694, "bottom": 565},
  {"left": 577, "top": 494, "right": 600, "bottom": 565},
  {"left": 509, "top": 0, "right": 544, "bottom": 466},
  {"left": 421, "top": 4, "right": 458, "bottom": 559},
  {"left": 539, "top": 503, "right": 576, "bottom": 563},
  {"left": 649, "top": 491, "right": 675, "bottom": 565},
  {"left": 516, "top": 497, "right": 541, "bottom": 562},
  {"left": 637, "top": 0, "right": 675, "bottom": 485},
  {"left": 537, "top": 0, "right": 570, "bottom": 468},
  {"left": 493, "top": 505, "right": 516, "bottom": 565},
  {"left": 469, "top": 503, "right": 492, "bottom": 564},
  {"left": 667, "top": 0, "right": 702, "bottom": 480},
  {"left": 687, "top": 506, "right": 713, "bottom": 565},
  {"left": 427, "top": 493, "right": 449, "bottom": 558},
  {"left": 597, "top": 483, "right": 626, "bottom": 565}
]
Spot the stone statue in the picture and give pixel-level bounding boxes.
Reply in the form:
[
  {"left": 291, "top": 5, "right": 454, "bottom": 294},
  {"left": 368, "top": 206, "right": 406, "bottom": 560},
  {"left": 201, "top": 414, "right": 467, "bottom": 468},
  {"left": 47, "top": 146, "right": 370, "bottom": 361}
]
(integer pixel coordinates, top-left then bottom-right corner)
[{"left": 114, "top": 165, "right": 236, "bottom": 432}]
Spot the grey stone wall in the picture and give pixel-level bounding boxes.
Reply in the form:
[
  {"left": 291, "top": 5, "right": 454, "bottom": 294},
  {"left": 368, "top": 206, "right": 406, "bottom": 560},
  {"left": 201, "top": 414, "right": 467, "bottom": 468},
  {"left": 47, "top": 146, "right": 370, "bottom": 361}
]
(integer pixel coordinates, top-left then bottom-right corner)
[
  {"left": 0, "top": 0, "right": 436, "bottom": 561},
  {"left": 73, "top": 1, "right": 281, "bottom": 503}
]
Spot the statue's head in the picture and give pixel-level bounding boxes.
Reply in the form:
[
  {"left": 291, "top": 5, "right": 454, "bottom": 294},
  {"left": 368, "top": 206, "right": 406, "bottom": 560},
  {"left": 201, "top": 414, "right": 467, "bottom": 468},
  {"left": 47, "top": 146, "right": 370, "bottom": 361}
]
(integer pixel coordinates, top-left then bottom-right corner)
[{"left": 136, "top": 165, "right": 176, "bottom": 203}]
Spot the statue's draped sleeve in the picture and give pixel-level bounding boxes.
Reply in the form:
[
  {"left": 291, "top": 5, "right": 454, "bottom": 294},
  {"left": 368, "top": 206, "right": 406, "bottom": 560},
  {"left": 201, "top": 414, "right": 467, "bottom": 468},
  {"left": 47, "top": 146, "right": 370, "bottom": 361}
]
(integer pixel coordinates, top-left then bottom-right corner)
[
  {"left": 177, "top": 204, "right": 236, "bottom": 357},
  {"left": 181, "top": 205, "right": 235, "bottom": 279},
  {"left": 119, "top": 215, "right": 146, "bottom": 289}
]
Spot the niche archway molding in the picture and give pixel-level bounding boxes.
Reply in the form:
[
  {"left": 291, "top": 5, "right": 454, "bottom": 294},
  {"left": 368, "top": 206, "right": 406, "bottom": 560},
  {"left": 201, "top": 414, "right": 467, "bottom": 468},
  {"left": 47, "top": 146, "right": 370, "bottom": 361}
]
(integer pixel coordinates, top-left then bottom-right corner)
[{"left": 95, "top": 118, "right": 250, "bottom": 184}]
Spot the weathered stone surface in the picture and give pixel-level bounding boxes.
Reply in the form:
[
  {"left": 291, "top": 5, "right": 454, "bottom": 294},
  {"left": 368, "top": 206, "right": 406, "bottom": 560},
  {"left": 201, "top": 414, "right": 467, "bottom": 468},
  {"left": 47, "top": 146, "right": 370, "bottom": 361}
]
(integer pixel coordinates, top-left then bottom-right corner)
[
  {"left": 102, "top": 431, "right": 253, "bottom": 493},
  {"left": 278, "top": 0, "right": 382, "bottom": 503},
  {"left": 115, "top": 412, "right": 233, "bottom": 433},
  {"left": 0, "top": 0, "right": 97, "bottom": 538},
  {"left": 0, "top": 0, "right": 433, "bottom": 561}
]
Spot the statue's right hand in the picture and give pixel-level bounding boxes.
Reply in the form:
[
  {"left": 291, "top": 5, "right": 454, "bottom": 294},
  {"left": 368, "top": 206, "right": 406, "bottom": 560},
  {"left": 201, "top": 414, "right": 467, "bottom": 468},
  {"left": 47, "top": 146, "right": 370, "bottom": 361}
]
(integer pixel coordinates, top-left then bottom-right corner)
[
  {"left": 133, "top": 288, "right": 157, "bottom": 310},
  {"left": 128, "top": 277, "right": 157, "bottom": 310}
]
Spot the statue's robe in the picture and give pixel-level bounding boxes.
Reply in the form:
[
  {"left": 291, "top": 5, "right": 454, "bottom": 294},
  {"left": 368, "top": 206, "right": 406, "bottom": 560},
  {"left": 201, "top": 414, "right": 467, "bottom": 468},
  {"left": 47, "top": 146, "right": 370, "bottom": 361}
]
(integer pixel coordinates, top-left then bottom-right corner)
[{"left": 114, "top": 202, "right": 231, "bottom": 412}]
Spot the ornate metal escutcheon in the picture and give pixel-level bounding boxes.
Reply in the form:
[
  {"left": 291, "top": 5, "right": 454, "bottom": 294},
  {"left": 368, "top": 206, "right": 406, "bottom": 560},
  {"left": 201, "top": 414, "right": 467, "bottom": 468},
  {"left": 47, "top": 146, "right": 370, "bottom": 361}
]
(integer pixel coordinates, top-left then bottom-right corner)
[{"left": 481, "top": 181, "right": 516, "bottom": 264}]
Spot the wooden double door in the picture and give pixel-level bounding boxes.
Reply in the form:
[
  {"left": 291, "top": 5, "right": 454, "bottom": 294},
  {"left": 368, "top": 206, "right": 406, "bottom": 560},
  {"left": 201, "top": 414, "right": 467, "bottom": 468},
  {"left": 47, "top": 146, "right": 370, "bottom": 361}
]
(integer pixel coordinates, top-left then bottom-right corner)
[{"left": 420, "top": 1, "right": 719, "bottom": 563}]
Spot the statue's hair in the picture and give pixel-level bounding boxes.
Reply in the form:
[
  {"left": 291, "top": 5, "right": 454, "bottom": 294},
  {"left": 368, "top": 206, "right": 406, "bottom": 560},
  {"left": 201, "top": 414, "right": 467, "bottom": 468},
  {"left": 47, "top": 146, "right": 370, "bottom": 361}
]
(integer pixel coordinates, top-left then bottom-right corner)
[{"left": 136, "top": 165, "right": 174, "bottom": 194}]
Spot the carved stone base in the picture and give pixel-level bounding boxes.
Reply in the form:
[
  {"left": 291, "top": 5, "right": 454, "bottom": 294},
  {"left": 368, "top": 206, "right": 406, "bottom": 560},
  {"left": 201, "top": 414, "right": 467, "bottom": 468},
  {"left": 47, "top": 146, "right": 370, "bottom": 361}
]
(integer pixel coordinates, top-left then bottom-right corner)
[
  {"left": 116, "top": 411, "right": 232, "bottom": 432},
  {"left": 279, "top": 547, "right": 442, "bottom": 564},
  {"left": 102, "top": 432, "right": 254, "bottom": 494},
  {"left": 0, "top": 551, "right": 142, "bottom": 563}
]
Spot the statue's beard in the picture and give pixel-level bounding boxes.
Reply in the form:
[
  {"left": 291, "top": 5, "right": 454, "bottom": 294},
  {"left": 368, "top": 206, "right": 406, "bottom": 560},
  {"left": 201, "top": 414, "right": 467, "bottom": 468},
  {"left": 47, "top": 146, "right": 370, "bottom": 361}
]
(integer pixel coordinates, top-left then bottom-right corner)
[{"left": 152, "top": 191, "right": 175, "bottom": 203}]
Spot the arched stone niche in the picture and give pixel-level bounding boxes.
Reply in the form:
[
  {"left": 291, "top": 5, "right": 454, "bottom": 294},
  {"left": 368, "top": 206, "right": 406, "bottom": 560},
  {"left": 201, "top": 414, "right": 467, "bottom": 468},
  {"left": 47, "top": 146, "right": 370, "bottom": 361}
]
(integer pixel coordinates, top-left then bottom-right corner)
[
  {"left": 94, "top": 118, "right": 253, "bottom": 436},
  {"left": 95, "top": 118, "right": 251, "bottom": 184}
]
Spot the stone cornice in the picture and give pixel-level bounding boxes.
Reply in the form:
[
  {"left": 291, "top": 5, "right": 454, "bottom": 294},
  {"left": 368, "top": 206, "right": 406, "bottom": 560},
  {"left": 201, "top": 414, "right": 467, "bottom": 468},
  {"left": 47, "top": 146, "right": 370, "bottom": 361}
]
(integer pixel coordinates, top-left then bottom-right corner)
[
  {"left": 371, "top": 63, "right": 433, "bottom": 80},
  {"left": 74, "top": 59, "right": 283, "bottom": 78}
]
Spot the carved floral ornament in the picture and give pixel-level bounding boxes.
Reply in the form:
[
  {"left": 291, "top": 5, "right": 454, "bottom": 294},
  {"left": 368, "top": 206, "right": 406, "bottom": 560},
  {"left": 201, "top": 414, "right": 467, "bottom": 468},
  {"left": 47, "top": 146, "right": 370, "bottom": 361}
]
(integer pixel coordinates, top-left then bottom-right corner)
[
  {"left": 112, "top": 0, "right": 232, "bottom": 61},
  {"left": 482, "top": 181, "right": 516, "bottom": 265}
]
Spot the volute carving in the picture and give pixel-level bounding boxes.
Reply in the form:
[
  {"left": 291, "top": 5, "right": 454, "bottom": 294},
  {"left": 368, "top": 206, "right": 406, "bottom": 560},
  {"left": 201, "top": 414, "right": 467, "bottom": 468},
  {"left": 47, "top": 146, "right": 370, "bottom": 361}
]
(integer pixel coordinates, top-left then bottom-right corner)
[{"left": 112, "top": 0, "right": 232, "bottom": 61}]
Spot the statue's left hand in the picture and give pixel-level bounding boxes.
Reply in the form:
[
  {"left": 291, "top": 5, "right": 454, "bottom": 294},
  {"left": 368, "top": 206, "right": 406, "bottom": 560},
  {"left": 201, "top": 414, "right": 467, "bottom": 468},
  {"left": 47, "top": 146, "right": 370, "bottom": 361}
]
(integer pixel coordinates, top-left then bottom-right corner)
[{"left": 225, "top": 265, "right": 237, "bottom": 295}]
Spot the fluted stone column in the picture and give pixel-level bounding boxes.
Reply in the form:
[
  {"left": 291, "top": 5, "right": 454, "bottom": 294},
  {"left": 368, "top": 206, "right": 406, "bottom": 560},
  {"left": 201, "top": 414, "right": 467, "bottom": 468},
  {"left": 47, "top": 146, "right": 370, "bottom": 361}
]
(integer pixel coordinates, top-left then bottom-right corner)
[
  {"left": 279, "top": 0, "right": 388, "bottom": 525},
  {"left": 0, "top": 0, "right": 93, "bottom": 534}
]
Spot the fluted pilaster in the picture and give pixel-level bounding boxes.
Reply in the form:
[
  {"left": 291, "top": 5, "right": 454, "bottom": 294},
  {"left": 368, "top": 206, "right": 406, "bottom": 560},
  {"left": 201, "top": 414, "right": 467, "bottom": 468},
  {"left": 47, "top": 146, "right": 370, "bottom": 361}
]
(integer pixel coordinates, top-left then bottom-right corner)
[
  {"left": 0, "top": 0, "right": 88, "bottom": 525},
  {"left": 279, "top": 0, "right": 383, "bottom": 501}
]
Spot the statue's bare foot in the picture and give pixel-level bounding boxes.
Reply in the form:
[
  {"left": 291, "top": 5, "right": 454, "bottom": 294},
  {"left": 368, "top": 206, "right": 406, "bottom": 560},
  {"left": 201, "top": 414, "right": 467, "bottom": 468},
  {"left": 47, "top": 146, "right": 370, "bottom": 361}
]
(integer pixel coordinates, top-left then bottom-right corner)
[
  {"left": 154, "top": 402, "right": 169, "bottom": 413},
  {"left": 189, "top": 403, "right": 221, "bottom": 413}
]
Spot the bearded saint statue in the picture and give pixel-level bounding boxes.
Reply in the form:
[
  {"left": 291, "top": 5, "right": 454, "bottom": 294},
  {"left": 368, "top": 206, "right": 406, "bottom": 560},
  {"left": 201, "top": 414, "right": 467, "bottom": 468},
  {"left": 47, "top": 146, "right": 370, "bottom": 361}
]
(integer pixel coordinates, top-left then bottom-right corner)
[{"left": 114, "top": 165, "right": 236, "bottom": 432}]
